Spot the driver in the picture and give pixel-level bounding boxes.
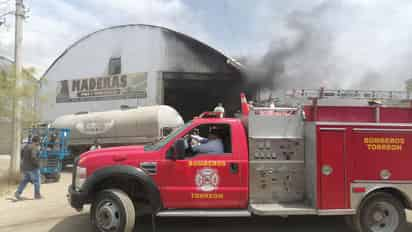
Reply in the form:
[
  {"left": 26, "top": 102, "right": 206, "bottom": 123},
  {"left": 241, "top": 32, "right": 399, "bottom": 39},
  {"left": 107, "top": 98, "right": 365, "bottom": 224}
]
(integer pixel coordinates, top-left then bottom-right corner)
[{"left": 190, "top": 128, "right": 224, "bottom": 154}]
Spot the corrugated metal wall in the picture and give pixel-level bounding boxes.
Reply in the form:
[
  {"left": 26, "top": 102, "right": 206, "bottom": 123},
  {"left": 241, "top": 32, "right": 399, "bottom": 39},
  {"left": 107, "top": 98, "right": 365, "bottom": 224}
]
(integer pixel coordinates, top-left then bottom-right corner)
[{"left": 41, "top": 25, "right": 241, "bottom": 122}]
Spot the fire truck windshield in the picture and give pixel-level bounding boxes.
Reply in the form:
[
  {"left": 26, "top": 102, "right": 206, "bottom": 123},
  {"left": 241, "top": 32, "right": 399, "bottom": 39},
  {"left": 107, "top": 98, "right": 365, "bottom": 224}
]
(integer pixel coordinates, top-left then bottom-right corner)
[{"left": 144, "top": 121, "right": 192, "bottom": 151}]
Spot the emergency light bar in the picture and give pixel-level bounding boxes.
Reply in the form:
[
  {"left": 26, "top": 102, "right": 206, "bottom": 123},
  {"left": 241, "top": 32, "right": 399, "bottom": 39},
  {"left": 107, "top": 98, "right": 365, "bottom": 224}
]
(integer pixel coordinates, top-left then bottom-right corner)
[{"left": 288, "top": 88, "right": 412, "bottom": 101}]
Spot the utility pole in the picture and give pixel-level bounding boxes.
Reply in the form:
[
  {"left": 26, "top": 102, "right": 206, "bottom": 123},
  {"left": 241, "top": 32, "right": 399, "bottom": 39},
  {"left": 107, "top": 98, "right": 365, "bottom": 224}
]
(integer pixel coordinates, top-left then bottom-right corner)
[{"left": 9, "top": 0, "right": 24, "bottom": 180}]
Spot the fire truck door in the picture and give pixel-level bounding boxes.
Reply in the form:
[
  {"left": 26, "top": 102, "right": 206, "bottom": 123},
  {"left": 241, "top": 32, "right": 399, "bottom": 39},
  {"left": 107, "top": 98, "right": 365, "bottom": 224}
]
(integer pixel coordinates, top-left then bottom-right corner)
[
  {"left": 161, "top": 123, "right": 244, "bottom": 209},
  {"left": 319, "top": 128, "right": 346, "bottom": 209},
  {"left": 161, "top": 154, "right": 244, "bottom": 209}
]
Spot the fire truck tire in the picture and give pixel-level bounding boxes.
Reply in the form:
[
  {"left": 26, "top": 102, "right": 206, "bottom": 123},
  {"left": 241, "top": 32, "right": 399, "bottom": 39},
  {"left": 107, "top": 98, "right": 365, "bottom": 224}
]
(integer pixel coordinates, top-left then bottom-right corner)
[
  {"left": 355, "top": 192, "right": 407, "bottom": 232},
  {"left": 344, "top": 215, "right": 357, "bottom": 231},
  {"left": 91, "top": 189, "right": 135, "bottom": 232}
]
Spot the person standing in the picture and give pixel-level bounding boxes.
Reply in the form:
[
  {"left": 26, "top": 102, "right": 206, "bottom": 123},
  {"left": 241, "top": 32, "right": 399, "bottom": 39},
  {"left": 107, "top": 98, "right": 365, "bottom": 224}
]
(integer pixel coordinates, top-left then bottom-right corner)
[
  {"left": 15, "top": 135, "right": 42, "bottom": 200},
  {"left": 213, "top": 102, "right": 225, "bottom": 118}
]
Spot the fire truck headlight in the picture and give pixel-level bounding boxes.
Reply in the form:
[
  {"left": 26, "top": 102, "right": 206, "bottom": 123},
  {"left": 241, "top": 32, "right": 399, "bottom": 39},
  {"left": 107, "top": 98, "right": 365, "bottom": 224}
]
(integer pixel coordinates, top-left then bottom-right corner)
[{"left": 75, "top": 166, "right": 87, "bottom": 191}]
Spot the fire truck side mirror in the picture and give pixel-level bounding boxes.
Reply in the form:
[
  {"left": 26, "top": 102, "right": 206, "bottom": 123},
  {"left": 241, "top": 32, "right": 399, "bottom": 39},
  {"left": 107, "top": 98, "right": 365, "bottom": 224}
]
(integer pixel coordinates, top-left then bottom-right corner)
[{"left": 173, "top": 139, "right": 186, "bottom": 160}]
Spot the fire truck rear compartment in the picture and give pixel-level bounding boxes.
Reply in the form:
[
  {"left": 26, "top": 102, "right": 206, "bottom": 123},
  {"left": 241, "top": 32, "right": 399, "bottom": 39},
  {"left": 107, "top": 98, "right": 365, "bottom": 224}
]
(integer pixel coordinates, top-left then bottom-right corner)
[{"left": 248, "top": 108, "right": 318, "bottom": 215}]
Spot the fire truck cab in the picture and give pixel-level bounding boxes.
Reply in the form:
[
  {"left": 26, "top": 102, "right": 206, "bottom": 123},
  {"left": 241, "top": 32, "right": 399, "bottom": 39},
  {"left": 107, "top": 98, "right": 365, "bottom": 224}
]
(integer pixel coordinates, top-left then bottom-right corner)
[{"left": 68, "top": 91, "right": 412, "bottom": 232}]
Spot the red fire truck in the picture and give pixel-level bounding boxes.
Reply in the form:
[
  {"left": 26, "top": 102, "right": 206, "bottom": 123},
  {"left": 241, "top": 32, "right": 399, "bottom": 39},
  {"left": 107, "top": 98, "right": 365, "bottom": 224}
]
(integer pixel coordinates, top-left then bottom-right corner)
[{"left": 68, "top": 89, "right": 412, "bottom": 232}]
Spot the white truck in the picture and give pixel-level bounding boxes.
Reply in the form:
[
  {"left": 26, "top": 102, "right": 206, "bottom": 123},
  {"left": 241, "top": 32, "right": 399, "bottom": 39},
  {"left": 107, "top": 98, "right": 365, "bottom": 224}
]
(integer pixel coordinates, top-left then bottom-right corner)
[{"left": 52, "top": 105, "right": 183, "bottom": 164}]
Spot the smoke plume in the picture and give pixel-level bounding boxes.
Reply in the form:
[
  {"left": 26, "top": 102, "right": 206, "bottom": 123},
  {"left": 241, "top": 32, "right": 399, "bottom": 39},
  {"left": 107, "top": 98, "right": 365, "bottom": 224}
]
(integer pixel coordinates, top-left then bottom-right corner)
[{"left": 241, "top": 0, "right": 412, "bottom": 93}]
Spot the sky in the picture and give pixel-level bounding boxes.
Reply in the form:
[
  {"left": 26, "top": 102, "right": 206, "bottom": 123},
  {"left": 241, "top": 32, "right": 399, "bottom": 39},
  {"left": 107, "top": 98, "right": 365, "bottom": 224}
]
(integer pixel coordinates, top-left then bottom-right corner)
[{"left": 1, "top": 0, "right": 412, "bottom": 90}]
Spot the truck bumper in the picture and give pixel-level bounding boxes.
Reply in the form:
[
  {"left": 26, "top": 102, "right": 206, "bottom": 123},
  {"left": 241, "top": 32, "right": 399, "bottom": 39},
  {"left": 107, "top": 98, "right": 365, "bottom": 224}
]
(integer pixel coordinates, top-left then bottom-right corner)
[{"left": 67, "top": 185, "right": 87, "bottom": 211}]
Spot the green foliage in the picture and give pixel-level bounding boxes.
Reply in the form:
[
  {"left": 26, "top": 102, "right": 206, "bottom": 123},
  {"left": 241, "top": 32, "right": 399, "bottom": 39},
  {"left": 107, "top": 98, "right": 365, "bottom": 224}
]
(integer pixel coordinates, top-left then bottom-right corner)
[
  {"left": 406, "top": 78, "right": 412, "bottom": 93},
  {"left": 0, "top": 65, "right": 40, "bottom": 126}
]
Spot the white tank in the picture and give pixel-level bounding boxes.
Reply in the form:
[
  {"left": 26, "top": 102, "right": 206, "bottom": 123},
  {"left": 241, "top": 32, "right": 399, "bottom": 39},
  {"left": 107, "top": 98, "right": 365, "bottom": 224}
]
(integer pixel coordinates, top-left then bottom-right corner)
[{"left": 52, "top": 105, "right": 184, "bottom": 146}]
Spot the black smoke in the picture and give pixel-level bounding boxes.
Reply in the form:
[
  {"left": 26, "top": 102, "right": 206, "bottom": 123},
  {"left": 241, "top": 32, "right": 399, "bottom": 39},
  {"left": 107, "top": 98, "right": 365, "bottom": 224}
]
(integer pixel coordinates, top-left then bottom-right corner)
[
  {"left": 240, "top": 1, "right": 412, "bottom": 93},
  {"left": 241, "top": 2, "right": 336, "bottom": 91}
]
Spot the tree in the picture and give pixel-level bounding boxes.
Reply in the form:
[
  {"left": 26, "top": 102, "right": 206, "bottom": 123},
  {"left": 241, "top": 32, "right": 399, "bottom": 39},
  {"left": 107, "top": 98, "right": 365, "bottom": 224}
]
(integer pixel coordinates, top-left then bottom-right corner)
[
  {"left": 405, "top": 78, "right": 412, "bottom": 94},
  {"left": 0, "top": 65, "right": 39, "bottom": 128}
]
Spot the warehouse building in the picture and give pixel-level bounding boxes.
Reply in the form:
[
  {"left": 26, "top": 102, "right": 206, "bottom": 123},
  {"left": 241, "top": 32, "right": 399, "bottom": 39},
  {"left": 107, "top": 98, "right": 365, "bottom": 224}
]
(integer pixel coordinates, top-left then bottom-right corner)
[{"left": 40, "top": 24, "right": 247, "bottom": 121}]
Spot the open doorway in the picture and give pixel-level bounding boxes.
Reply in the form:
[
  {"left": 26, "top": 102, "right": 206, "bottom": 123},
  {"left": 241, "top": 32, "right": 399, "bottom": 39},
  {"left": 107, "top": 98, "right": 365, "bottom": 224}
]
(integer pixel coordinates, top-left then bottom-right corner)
[{"left": 162, "top": 72, "right": 241, "bottom": 121}]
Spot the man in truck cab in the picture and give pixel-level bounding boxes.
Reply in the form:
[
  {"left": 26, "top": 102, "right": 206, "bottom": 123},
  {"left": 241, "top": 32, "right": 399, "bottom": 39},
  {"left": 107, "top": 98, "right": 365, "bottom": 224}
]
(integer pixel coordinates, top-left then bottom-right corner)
[{"left": 190, "top": 127, "right": 224, "bottom": 154}]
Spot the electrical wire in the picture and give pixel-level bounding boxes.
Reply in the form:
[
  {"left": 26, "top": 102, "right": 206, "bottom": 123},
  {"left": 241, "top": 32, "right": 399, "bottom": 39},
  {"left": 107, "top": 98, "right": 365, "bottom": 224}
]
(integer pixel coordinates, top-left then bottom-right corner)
[
  {"left": 0, "top": 10, "right": 13, "bottom": 18},
  {"left": 0, "top": 0, "right": 12, "bottom": 16},
  {"left": 0, "top": 0, "right": 11, "bottom": 7}
]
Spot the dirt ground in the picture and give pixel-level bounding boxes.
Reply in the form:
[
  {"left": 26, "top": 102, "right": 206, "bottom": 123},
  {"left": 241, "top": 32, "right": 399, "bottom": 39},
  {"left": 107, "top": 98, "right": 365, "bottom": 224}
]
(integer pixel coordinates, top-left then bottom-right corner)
[
  {"left": 0, "top": 170, "right": 411, "bottom": 232},
  {"left": 0, "top": 155, "right": 12, "bottom": 196}
]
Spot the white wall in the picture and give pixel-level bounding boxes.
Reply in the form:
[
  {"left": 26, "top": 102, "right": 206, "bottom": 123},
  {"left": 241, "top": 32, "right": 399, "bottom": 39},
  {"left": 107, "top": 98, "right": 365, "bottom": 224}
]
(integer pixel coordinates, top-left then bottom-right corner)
[{"left": 41, "top": 25, "right": 231, "bottom": 121}]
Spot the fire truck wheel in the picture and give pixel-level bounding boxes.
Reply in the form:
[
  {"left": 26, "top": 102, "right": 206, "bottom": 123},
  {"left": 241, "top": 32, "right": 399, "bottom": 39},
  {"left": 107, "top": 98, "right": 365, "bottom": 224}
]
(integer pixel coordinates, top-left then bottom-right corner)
[
  {"left": 91, "top": 189, "right": 135, "bottom": 232},
  {"left": 356, "top": 192, "right": 406, "bottom": 232},
  {"left": 344, "top": 215, "right": 357, "bottom": 231}
]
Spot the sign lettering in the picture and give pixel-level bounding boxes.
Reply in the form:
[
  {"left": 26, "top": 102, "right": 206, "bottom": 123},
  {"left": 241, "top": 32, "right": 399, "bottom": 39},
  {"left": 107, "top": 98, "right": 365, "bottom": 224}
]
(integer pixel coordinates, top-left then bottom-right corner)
[
  {"left": 363, "top": 137, "right": 405, "bottom": 151},
  {"left": 191, "top": 193, "right": 224, "bottom": 199},
  {"left": 56, "top": 73, "right": 147, "bottom": 103},
  {"left": 188, "top": 160, "right": 226, "bottom": 167}
]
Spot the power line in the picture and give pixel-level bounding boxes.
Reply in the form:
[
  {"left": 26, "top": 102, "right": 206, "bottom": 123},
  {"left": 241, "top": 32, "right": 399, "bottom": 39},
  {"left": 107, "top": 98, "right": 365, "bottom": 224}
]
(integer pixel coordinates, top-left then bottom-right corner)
[
  {"left": 0, "top": 0, "right": 13, "bottom": 27},
  {"left": 0, "top": 0, "right": 12, "bottom": 4},
  {"left": 0, "top": 10, "right": 14, "bottom": 18},
  {"left": 0, "top": 0, "right": 12, "bottom": 13},
  {"left": 0, "top": 1, "right": 11, "bottom": 10}
]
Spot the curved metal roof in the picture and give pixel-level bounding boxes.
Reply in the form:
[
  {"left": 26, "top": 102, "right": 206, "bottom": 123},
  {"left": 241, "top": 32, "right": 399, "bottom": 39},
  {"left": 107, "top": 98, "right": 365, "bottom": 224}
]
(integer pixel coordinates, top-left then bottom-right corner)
[{"left": 42, "top": 24, "right": 244, "bottom": 79}]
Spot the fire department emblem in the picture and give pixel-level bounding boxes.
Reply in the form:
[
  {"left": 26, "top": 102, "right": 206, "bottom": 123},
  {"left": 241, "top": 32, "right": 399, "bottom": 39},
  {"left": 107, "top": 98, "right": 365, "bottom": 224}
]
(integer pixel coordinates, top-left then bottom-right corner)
[{"left": 195, "top": 168, "right": 219, "bottom": 192}]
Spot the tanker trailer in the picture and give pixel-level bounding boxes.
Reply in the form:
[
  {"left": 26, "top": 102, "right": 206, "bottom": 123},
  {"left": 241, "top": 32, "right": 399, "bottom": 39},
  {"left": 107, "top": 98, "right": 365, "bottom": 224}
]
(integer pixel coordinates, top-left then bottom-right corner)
[{"left": 52, "top": 105, "right": 184, "bottom": 165}]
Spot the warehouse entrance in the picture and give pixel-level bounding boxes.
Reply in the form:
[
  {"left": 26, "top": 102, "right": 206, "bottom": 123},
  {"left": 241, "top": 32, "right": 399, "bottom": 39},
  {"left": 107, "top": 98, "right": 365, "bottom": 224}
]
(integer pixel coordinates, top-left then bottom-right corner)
[{"left": 162, "top": 72, "right": 241, "bottom": 121}]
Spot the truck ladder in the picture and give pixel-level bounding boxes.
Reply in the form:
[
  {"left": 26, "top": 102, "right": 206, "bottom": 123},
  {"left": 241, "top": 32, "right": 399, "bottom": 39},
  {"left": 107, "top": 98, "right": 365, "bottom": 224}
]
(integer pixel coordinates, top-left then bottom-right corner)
[{"left": 288, "top": 88, "right": 412, "bottom": 101}]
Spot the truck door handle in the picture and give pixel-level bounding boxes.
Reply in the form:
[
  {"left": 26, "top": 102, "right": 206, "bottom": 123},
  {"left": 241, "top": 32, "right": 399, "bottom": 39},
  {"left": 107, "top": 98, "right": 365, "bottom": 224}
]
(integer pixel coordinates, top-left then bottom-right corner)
[{"left": 230, "top": 163, "right": 239, "bottom": 174}]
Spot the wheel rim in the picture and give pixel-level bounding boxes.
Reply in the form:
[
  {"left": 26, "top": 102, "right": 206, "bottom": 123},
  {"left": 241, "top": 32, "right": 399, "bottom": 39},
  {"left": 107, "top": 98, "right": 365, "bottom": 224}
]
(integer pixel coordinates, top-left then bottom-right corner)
[
  {"left": 366, "top": 201, "right": 399, "bottom": 232},
  {"left": 95, "top": 200, "right": 121, "bottom": 231}
]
